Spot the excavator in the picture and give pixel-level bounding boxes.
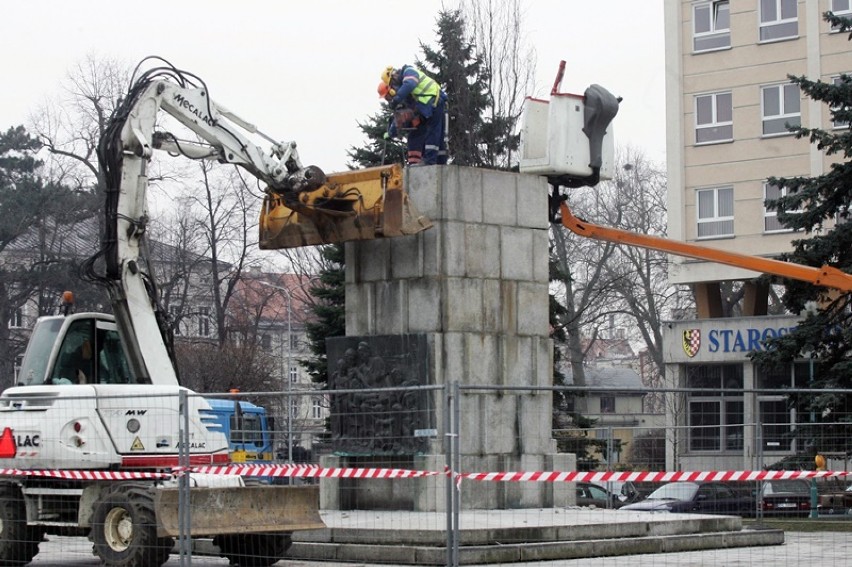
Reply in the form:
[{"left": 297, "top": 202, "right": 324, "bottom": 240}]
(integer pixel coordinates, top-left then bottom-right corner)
[{"left": 0, "top": 58, "right": 431, "bottom": 567}]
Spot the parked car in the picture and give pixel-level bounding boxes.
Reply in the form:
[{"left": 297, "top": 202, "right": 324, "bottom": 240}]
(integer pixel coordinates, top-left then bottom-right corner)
[
  {"left": 818, "top": 481, "right": 852, "bottom": 515},
  {"left": 759, "top": 479, "right": 812, "bottom": 517},
  {"left": 576, "top": 482, "right": 623, "bottom": 509},
  {"left": 591, "top": 480, "right": 658, "bottom": 505},
  {"left": 619, "top": 481, "right": 754, "bottom": 516}
]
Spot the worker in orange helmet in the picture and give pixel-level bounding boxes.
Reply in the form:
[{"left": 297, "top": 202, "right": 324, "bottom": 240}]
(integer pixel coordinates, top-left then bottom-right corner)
[{"left": 378, "top": 65, "right": 448, "bottom": 166}]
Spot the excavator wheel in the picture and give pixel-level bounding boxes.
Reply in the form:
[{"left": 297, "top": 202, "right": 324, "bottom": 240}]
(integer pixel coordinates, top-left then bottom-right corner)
[
  {"left": 214, "top": 532, "right": 292, "bottom": 567},
  {"left": 90, "top": 483, "right": 173, "bottom": 567},
  {"left": 0, "top": 482, "right": 45, "bottom": 565}
]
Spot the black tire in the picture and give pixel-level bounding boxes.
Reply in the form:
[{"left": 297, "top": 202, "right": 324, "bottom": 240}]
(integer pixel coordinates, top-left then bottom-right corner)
[
  {"left": 0, "top": 483, "right": 44, "bottom": 566},
  {"left": 90, "top": 483, "right": 174, "bottom": 567},
  {"left": 214, "top": 532, "right": 292, "bottom": 567}
]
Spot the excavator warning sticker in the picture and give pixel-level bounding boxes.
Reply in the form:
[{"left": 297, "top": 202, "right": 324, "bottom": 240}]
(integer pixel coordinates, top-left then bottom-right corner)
[
  {"left": 0, "top": 428, "right": 15, "bottom": 458},
  {"left": 130, "top": 437, "right": 145, "bottom": 451}
]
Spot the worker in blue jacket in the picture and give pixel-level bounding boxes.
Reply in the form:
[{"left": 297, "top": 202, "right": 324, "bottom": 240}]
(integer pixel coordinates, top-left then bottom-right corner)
[{"left": 378, "top": 65, "right": 448, "bottom": 166}]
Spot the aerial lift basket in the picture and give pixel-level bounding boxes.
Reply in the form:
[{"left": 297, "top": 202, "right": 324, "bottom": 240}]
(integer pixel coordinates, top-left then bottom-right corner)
[{"left": 259, "top": 163, "right": 433, "bottom": 249}]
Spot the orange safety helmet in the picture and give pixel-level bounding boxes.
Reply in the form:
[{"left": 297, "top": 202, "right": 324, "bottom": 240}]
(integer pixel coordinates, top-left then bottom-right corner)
[{"left": 377, "top": 81, "right": 396, "bottom": 100}]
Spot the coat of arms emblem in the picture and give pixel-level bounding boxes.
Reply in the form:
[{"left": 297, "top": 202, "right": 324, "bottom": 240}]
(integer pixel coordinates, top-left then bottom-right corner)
[{"left": 682, "top": 329, "right": 700, "bottom": 358}]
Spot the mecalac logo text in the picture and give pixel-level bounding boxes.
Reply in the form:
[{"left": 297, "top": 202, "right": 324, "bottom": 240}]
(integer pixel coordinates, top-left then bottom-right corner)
[
  {"left": 172, "top": 93, "right": 214, "bottom": 127},
  {"left": 682, "top": 329, "right": 701, "bottom": 358},
  {"left": 16, "top": 435, "right": 39, "bottom": 447}
]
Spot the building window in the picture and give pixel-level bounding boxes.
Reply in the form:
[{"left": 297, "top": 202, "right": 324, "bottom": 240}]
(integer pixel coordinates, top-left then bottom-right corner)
[
  {"left": 761, "top": 83, "right": 800, "bottom": 136},
  {"left": 695, "top": 92, "right": 733, "bottom": 144},
  {"left": 832, "top": 75, "right": 851, "bottom": 129},
  {"left": 8, "top": 307, "right": 23, "bottom": 328},
  {"left": 289, "top": 333, "right": 299, "bottom": 350},
  {"left": 260, "top": 334, "right": 272, "bottom": 350},
  {"left": 831, "top": 0, "right": 852, "bottom": 32},
  {"left": 687, "top": 365, "right": 744, "bottom": 452},
  {"left": 756, "top": 363, "right": 814, "bottom": 453},
  {"left": 693, "top": 1, "right": 730, "bottom": 52},
  {"left": 759, "top": 0, "right": 798, "bottom": 42},
  {"left": 764, "top": 182, "right": 802, "bottom": 232},
  {"left": 312, "top": 397, "right": 323, "bottom": 419},
  {"left": 759, "top": 400, "right": 793, "bottom": 452},
  {"left": 838, "top": 204, "right": 850, "bottom": 226},
  {"left": 13, "top": 354, "right": 24, "bottom": 383},
  {"left": 169, "top": 305, "right": 182, "bottom": 335},
  {"left": 600, "top": 396, "right": 615, "bottom": 414},
  {"left": 595, "top": 427, "right": 622, "bottom": 464},
  {"left": 289, "top": 365, "right": 299, "bottom": 384},
  {"left": 696, "top": 186, "right": 734, "bottom": 238},
  {"left": 289, "top": 398, "right": 299, "bottom": 419},
  {"left": 197, "top": 306, "right": 210, "bottom": 337}
]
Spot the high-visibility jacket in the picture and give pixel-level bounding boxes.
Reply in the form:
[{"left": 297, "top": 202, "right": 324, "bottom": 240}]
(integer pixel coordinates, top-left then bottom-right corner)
[{"left": 390, "top": 66, "right": 446, "bottom": 119}]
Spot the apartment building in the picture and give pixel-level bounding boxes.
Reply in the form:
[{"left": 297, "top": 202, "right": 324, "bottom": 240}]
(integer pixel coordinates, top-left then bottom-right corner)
[{"left": 662, "top": 0, "right": 850, "bottom": 470}]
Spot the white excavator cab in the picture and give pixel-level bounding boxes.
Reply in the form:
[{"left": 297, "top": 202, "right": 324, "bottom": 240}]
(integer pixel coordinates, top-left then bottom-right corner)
[{"left": 15, "top": 313, "right": 133, "bottom": 387}]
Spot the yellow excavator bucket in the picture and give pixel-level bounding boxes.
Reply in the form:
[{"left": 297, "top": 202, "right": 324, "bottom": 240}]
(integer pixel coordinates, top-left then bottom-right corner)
[{"left": 259, "top": 163, "right": 433, "bottom": 249}]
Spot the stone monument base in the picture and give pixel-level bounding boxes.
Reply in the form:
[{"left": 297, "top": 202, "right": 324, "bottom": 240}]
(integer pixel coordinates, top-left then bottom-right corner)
[{"left": 320, "top": 453, "right": 576, "bottom": 511}]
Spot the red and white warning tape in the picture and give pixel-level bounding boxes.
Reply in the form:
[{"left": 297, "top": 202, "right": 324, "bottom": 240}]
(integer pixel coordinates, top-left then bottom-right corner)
[
  {"left": 458, "top": 469, "right": 849, "bottom": 483},
  {"left": 0, "top": 465, "right": 847, "bottom": 483},
  {"left": 0, "top": 468, "right": 171, "bottom": 480},
  {"left": 189, "top": 464, "right": 440, "bottom": 479}
]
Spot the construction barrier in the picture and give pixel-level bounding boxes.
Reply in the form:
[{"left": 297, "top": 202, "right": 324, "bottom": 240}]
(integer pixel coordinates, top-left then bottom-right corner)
[{"left": 1, "top": 464, "right": 848, "bottom": 483}]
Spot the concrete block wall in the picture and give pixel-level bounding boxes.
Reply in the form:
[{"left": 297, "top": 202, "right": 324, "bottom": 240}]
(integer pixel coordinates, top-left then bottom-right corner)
[
  {"left": 342, "top": 165, "right": 570, "bottom": 510},
  {"left": 346, "top": 165, "right": 550, "bottom": 337}
]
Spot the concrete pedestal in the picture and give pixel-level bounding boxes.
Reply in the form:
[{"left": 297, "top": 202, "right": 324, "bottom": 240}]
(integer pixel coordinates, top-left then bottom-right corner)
[{"left": 333, "top": 165, "right": 573, "bottom": 510}]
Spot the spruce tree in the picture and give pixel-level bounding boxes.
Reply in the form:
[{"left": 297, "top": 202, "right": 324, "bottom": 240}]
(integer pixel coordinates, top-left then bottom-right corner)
[
  {"left": 302, "top": 243, "right": 345, "bottom": 387},
  {"left": 752, "top": 12, "right": 852, "bottom": 451},
  {"left": 418, "top": 9, "right": 491, "bottom": 167},
  {"left": 347, "top": 109, "right": 406, "bottom": 168}
]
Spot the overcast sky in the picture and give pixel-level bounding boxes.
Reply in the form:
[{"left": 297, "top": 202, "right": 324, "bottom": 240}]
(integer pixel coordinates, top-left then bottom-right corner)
[{"left": 0, "top": 0, "right": 665, "bottom": 172}]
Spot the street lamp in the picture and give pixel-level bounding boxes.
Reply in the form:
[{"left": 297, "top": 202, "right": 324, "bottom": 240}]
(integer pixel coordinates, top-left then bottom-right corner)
[{"left": 258, "top": 279, "right": 293, "bottom": 464}]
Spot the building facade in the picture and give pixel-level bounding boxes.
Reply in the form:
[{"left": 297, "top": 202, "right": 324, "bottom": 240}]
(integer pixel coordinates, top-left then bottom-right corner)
[
  {"left": 228, "top": 270, "right": 326, "bottom": 456},
  {"left": 664, "top": 315, "right": 811, "bottom": 471},
  {"left": 663, "top": 0, "right": 850, "bottom": 468}
]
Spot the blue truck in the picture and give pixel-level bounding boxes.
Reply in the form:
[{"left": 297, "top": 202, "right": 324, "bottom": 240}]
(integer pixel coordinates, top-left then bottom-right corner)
[{"left": 202, "top": 398, "right": 274, "bottom": 463}]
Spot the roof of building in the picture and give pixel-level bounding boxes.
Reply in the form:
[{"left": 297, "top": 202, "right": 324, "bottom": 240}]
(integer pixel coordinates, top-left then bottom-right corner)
[
  {"left": 563, "top": 365, "right": 644, "bottom": 393},
  {"left": 230, "top": 271, "right": 314, "bottom": 328}
]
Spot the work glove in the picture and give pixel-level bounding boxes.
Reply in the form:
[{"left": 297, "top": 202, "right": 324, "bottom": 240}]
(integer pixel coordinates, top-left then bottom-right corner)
[{"left": 383, "top": 132, "right": 391, "bottom": 140}]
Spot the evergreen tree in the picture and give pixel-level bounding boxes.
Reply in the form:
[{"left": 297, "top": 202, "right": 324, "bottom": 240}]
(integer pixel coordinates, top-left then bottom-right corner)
[
  {"left": 753, "top": 12, "right": 852, "bottom": 452},
  {"left": 0, "top": 126, "right": 101, "bottom": 376},
  {"left": 347, "top": 109, "right": 406, "bottom": 168},
  {"left": 302, "top": 243, "right": 345, "bottom": 387},
  {"left": 418, "top": 9, "right": 491, "bottom": 167}
]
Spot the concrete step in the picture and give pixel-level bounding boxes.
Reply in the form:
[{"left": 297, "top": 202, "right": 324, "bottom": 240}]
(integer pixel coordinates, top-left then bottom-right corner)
[
  {"left": 289, "top": 528, "right": 783, "bottom": 565},
  {"left": 283, "top": 509, "right": 785, "bottom": 565}
]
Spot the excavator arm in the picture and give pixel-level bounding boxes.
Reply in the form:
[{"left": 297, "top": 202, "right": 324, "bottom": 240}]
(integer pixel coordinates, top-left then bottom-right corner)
[
  {"left": 558, "top": 201, "right": 852, "bottom": 293},
  {"left": 92, "top": 59, "right": 430, "bottom": 385}
]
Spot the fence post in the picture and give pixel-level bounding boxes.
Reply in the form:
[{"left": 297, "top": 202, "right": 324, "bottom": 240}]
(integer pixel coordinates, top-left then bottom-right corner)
[
  {"left": 810, "top": 479, "right": 819, "bottom": 519},
  {"left": 453, "top": 381, "right": 461, "bottom": 567},
  {"left": 178, "top": 389, "right": 192, "bottom": 566},
  {"left": 756, "top": 421, "right": 764, "bottom": 522},
  {"left": 445, "top": 381, "right": 460, "bottom": 567}
]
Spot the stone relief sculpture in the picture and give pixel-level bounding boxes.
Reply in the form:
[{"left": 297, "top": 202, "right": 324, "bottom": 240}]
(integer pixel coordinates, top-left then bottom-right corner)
[{"left": 328, "top": 335, "right": 431, "bottom": 455}]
